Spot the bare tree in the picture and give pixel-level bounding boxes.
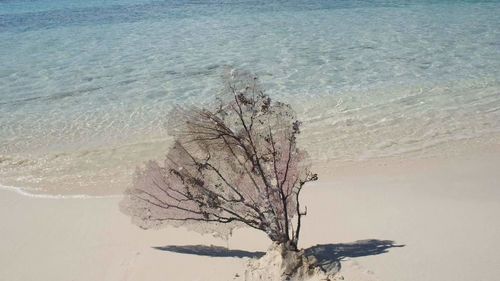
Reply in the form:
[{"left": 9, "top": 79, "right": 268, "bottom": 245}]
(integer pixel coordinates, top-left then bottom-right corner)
[{"left": 120, "top": 70, "right": 317, "bottom": 251}]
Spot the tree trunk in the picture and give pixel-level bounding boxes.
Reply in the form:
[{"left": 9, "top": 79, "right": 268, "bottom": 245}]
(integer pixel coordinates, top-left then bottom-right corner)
[{"left": 279, "top": 239, "right": 298, "bottom": 252}]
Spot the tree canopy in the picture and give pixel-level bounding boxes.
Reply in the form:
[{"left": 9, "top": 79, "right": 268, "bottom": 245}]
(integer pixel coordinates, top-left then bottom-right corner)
[{"left": 120, "top": 70, "right": 317, "bottom": 249}]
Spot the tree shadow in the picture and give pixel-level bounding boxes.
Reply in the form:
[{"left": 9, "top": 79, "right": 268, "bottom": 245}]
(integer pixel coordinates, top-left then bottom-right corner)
[
  {"left": 304, "top": 239, "right": 405, "bottom": 273},
  {"left": 153, "top": 239, "right": 404, "bottom": 264},
  {"left": 153, "top": 244, "right": 266, "bottom": 258}
]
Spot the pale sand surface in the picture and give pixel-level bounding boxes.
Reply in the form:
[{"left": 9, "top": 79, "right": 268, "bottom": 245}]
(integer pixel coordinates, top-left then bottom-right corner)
[{"left": 1, "top": 145, "right": 499, "bottom": 281}]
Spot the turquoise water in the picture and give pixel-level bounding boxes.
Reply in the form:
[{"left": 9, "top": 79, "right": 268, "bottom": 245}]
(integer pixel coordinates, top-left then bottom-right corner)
[{"left": 1, "top": 0, "right": 499, "bottom": 194}]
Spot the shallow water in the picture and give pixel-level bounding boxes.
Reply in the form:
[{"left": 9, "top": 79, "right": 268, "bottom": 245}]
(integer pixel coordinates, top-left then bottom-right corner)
[{"left": 1, "top": 0, "right": 499, "bottom": 194}]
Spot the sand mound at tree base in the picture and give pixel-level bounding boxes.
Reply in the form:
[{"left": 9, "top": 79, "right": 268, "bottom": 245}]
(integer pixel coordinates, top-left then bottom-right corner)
[{"left": 245, "top": 243, "right": 343, "bottom": 281}]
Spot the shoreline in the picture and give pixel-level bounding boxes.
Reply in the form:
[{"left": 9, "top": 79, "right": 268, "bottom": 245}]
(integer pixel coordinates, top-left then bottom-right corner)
[{"left": 3, "top": 132, "right": 499, "bottom": 198}]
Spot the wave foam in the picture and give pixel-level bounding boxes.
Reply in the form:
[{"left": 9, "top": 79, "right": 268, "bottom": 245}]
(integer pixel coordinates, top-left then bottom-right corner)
[{"left": 0, "top": 184, "right": 121, "bottom": 199}]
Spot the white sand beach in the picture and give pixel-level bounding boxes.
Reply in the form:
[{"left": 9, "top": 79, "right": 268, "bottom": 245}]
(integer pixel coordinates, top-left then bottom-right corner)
[{"left": 1, "top": 141, "right": 499, "bottom": 281}]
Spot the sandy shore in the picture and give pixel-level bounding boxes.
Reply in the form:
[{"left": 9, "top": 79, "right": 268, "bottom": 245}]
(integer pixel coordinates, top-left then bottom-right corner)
[{"left": 1, "top": 144, "right": 499, "bottom": 281}]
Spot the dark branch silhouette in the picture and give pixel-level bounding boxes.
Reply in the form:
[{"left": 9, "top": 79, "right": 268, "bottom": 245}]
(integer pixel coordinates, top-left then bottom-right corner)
[{"left": 120, "top": 70, "right": 317, "bottom": 250}]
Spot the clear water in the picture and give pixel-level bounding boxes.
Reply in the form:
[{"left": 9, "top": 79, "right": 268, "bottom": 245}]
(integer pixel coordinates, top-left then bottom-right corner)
[{"left": 1, "top": 0, "right": 499, "bottom": 194}]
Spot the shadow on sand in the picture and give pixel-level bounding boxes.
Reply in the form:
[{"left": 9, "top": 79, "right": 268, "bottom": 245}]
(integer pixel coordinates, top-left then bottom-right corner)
[
  {"left": 304, "top": 239, "right": 405, "bottom": 273},
  {"left": 153, "top": 244, "right": 266, "bottom": 258},
  {"left": 153, "top": 239, "right": 404, "bottom": 264}
]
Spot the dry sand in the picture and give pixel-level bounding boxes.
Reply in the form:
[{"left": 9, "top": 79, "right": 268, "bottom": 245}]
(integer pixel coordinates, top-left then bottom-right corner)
[{"left": 1, "top": 145, "right": 499, "bottom": 281}]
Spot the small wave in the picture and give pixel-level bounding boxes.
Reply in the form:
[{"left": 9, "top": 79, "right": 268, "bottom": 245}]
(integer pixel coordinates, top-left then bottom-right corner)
[{"left": 0, "top": 184, "right": 122, "bottom": 199}]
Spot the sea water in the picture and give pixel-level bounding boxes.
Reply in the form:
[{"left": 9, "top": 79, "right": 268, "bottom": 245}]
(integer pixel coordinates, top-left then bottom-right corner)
[{"left": 1, "top": 0, "right": 499, "bottom": 194}]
